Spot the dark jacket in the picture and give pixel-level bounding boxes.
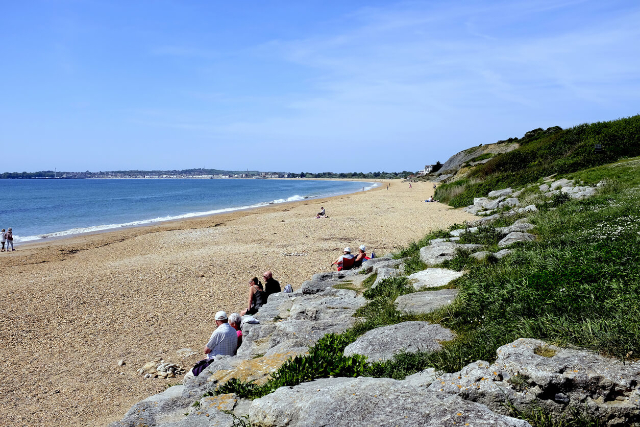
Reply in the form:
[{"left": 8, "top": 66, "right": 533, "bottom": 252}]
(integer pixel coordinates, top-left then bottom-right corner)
[{"left": 264, "top": 278, "right": 281, "bottom": 301}]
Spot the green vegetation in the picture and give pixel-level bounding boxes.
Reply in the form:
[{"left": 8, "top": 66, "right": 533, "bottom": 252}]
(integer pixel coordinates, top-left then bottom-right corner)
[{"left": 436, "top": 115, "right": 640, "bottom": 207}]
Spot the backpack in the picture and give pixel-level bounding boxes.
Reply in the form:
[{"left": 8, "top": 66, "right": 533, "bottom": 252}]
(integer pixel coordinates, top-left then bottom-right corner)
[{"left": 191, "top": 358, "right": 215, "bottom": 377}]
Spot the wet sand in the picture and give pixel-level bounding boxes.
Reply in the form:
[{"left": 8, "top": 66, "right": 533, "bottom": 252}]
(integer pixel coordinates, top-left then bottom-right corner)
[{"left": 0, "top": 179, "right": 474, "bottom": 426}]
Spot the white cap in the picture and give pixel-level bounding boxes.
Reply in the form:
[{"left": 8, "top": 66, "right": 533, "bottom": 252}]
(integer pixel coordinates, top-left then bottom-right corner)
[
  {"left": 359, "top": 245, "right": 366, "bottom": 251},
  {"left": 344, "top": 247, "right": 351, "bottom": 253},
  {"left": 215, "top": 311, "right": 228, "bottom": 320}
]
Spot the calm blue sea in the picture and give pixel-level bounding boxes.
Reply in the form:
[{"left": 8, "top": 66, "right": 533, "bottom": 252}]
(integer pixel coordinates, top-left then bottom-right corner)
[{"left": 0, "top": 179, "right": 376, "bottom": 243}]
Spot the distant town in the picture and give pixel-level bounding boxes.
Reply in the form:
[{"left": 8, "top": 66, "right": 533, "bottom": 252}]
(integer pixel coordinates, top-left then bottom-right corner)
[{"left": 0, "top": 165, "right": 442, "bottom": 180}]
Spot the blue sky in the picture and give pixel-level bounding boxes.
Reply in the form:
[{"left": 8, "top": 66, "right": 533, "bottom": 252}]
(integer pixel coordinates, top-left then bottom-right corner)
[{"left": 1, "top": 0, "right": 639, "bottom": 173}]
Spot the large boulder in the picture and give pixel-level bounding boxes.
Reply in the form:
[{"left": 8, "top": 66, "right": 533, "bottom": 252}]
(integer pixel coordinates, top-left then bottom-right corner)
[
  {"left": 343, "top": 321, "right": 454, "bottom": 362},
  {"left": 550, "top": 178, "right": 572, "bottom": 190},
  {"left": 428, "top": 338, "right": 640, "bottom": 426},
  {"left": 247, "top": 377, "right": 531, "bottom": 427},
  {"left": 419, "top": 242, "right": 484, "bottom": 265},
  {"left": 395, "top": 289, "right": 459, "bottom": 315},
  {"left": 498, "top": 232, "right": 536, "bottom": 248},
  {"left": 371, "top": 267, "right": 402, "bottom": 288},
  {"left": 300, "top": 271, "right": 353, "bottom": 294},
  {"left": 111, "top": 385, "right": 192, "bottom": 427},
  {"left": 408, "top": 268, "right": 465, "bottom": 290},
  {"left": 489, "top": 188, "right": 514, "bottom": 198}
]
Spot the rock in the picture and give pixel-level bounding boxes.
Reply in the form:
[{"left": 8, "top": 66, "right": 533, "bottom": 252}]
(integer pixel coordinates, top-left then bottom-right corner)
[
  {"left": 300, "top": 272, "right": 351, "bottom": 295},
  {"left": 111, "top": 385, "right": 192, "bottom": 427},
  {"left": 470, "top": 251, "right": 491, "bottom": 261},
  {"left": 408, "top": 268, "right": 465, "bottom": 290},
  {"left": 359, "top": 256, "right": 394, "bottom": 273},
  {"left": 450, "top": 227, "right": 478, "bottom": 237},
  {"left": 550, "top": 178, "right": 572, "bottom": 190},
  {"left": 474, "top": 197, "right": 489, "bottom": 207},
  {"left": 371, "top": 258, "right": 404, "bottom": 274},
  {"left": 419, "top": 242, "right": 484, "bottom": 265},
  {"left": 483, "top": 198, "right": 503, "bottom": 210},
  {"left": 498, "top": 232, "right": 536, "bottom": 248},
  {"left": 539, "top": 184, "right": 550, "bottom": 192},
  {"left": 118, "top": 359, "right": 125, "bottom": 366},
  {"left": 428, "top": 338, "right": 640, "bottom": 426},
  {"left": 516, "top": 205, "right": 538, "bottom": 214},
  {"left": 499, "top": 198, "right": 520, "bottom": 209},
  {"left": 288, "top": 289, "right": 366, "bottom": 321},
  {"left": 395, "top": 289, "right": 459, "bottom": 315},
  {"left": 403, "top": 368, "right": 438, "bottom": 388},
  {"left": 494, "top": 249, "right": 513, "bottom": 259},
  {"left": 488, "top": 188, "right": 513, "bottom": 198},
  {"left": 371, "top": 267, "right": 402, "bottom": 288},
  {"left": 343, "top": 321, "right": 454, "bottom": 362},
  {"left": 464, "top": 205, "right": 485, "bottom": 215},
  {"left": 497, "top": 221, "right": 534, "bottom": 234},
  {"left": 247, "top": 377, "right": 531, "bottom": 427}
]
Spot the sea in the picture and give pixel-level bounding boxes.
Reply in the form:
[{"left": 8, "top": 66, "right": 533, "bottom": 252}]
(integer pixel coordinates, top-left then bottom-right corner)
[{"left": 0, "top": 179, "right": 377, "bottom": 243}]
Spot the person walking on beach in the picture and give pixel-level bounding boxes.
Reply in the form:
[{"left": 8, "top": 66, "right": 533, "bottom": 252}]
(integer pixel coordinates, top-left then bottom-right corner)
[
  {"left": 1, "top": 229, "right": 5, "bottom": 252},
  {"left": 5, "top": 228, "right": 14, "bottom": 251}
]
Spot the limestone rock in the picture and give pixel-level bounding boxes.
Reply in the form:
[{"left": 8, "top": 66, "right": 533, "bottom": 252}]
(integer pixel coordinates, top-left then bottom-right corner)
[
  {"left": 343, "top": 321, "right": 454, "bottom": 362},
  {"left": 428, "top": 338, "right": 640, "bottom": 426},
  {"left": 408, "top": 268, "right": 465, "bottom": 290},
  {"left": 419, "top": 242, "right": 484, "bottom": 265},
  {"left": 483, "top": 198, "right": 503, "bottom": 210},
  {"left": 247, "top": 377, "right": 531, "bottom": 427},
  {"left": 494, "top": 249, "right": 513, "bottom": 259},
  {"left": 488, "top": 188, "right": 513, "bottom": 198},
  {"left": 111, "top": 385, "right": 192, "bottom": 427},
  {"left": 539, "top": 184, "right": 550, "bottom": 192},
  {"left": 371, "top": 267, "right": 402, "bottom": 288},
  {"left": 550, "top": 178, "right": 572, "bottom": 190},
  {"left": 499, "top": 198, "right": 520, "bottom": 209},
  {"left": 395, "top": 289, "right": 459, "bottom": 315},
  {"left": 498, "top": 232, "right": 536, "bottom": 248},
  {"left": 470, "top": 251, "right": 491, "bottom": 261}
]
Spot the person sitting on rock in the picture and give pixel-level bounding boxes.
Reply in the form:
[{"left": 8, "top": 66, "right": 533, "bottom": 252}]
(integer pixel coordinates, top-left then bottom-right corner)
[
  {"left": 228, "top": 312, "right": 243, "bottom": 354},
  {"left": 332, "top": 247, "right": 355, "bottom": 271},
  {"left": 204, "top": 311, "right": 238, "bottom": 359},
  {"left": 353, "top": 245, "right": 370, "bottom": 267},
  {"left": 262, "top": 271, "right": 281, "bottom": 302},
  {"left": 184, "top": 310, "right": 238, "bottom": 379},
  {"left": 240, "top": 277, "right": 266, "bottom": 316}
]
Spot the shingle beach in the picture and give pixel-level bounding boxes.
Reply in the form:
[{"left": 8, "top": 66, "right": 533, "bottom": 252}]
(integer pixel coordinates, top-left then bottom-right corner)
[{"left": 0, "top": 179, "right": 474, "bottom": 426}]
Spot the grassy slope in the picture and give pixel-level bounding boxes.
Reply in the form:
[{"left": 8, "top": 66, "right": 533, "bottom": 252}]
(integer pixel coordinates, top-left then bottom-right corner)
[{"left": 436, "top": 115, "right": 640, "bottom": 207}]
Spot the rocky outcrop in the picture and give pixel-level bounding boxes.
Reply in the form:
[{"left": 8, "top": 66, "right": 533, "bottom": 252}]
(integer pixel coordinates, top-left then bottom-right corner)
[
  {"left": 419, "top": 242, "right": 484, "bottom": 265},
  {"left": 427, "top": 338, "right": 640, "bottom": 426},
  {"left": 343, "top": 321, "right": 455, "bottom": 362},
  {"left": 395, "top": 289, "right": 459, "bottom": 315},
  {"left": 247, "top": 377, "right": 531, "bottom": 427},
  {"left": 408, "top": 268, "right": 465, "bottom": 290}
]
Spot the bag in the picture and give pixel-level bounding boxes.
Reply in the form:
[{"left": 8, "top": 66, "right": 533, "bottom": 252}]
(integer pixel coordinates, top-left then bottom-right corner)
[
  {"left": 191, "top": 358, "right": 215, "bottom": 377},
  {"left": 284, "top": 284, "right": 293, "bottom": 293}
]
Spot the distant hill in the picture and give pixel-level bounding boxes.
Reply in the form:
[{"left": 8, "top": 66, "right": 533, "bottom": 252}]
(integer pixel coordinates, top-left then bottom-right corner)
[{"left": 428, "top": 115, "right": 640, "bottom": 207}]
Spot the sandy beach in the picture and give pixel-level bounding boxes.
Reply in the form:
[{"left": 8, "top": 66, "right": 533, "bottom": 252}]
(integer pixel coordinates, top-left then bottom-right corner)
[{"left": 0, "top": 179, "right": 475, "bottom": 426}]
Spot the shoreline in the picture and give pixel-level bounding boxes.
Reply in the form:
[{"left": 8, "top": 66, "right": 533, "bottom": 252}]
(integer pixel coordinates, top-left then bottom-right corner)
[
  {"left": 11, "top": 178, "right": 381, "bottom": 246},
  {"left": 1, "top": 179, "right": 475, "bottom": 426}
]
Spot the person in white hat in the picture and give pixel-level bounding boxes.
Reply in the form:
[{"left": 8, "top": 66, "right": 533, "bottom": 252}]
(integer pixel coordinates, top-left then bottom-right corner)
[
  {"left": 203, "top": 311, "right": 238, "bottom": 359},
  {"left": 332, "top": 247, "right": 355, "bottom": 271},
  {"left": 354, "top": 245, "right": 369, "bottom": 267}
]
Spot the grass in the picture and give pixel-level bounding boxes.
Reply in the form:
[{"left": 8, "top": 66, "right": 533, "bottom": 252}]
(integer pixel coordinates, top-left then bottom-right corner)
[{"left": 435, "top": 115, "right": 640, "bottom": 207}]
